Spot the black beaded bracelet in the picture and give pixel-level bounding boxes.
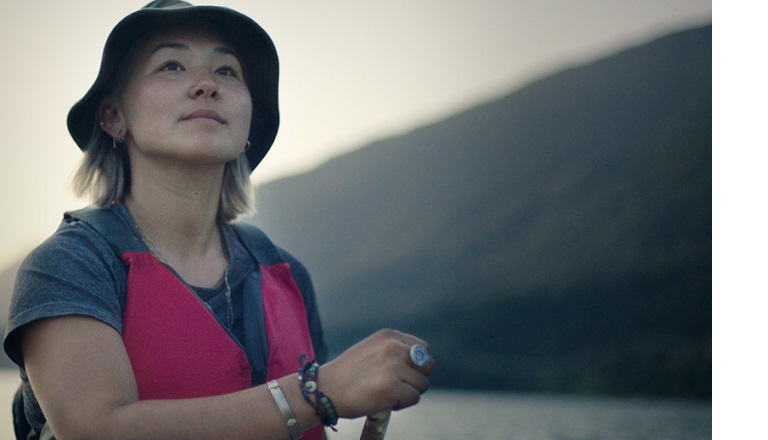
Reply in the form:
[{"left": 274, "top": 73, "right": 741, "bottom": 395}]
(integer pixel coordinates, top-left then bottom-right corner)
[{"left": 298, "top": 356, "right": 339, "bottom": 431}]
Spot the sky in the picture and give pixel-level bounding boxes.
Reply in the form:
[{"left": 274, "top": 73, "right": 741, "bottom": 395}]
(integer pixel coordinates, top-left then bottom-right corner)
[{"left": 0, "top": 0, "right": 712, "bottom": 272}]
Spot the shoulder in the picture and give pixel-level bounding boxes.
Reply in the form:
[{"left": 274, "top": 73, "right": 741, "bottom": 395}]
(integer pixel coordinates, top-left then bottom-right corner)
[
  {"left": 225, "top": 222, "right": 314, "bottom": 287},
  {"left": 5, "top": 217, "right": 127, "bottom": 367},
  {"left": 276, "top": 247, "right": 311, "bottom": 280},
  {"left": 15, "top": 216, "right": 127, "bottom": 312},
  {"left": 228, "top": 222, "right": 310, "bottom": 270},
  {"left": 227, "top": 221, "right": 282, "bottom": 264},
  {"left": 23, "top": 216, "right": 122, "bottom": 273}
]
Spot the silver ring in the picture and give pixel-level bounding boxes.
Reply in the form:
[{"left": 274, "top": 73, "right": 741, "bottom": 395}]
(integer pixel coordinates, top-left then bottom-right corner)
[{"left": 410, "top": 344, "right": 430, "bottom": 367}]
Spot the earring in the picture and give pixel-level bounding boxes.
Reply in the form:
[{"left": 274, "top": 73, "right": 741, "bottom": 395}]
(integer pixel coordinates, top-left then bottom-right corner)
[
  {"left": 112, "top": 129, "right": 125, "bottom": 149},
  {"left": 243, "top": 140, "right": 251, "bottom": 152}
]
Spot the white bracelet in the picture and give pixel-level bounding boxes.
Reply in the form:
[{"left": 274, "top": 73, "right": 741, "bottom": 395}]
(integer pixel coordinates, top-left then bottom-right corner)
[{"left": 268, "top": 380, "right": 303, "bottom": 440}]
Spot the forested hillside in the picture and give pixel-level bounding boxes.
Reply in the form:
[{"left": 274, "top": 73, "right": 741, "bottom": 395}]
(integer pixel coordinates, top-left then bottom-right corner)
[{"left": 250, "top": 25, "right": 712, "bottom": 399}]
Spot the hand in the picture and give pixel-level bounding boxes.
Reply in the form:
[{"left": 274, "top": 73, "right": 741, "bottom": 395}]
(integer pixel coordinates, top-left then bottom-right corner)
[{"left": 318, "top": 329, "right": 435, "bottom": 419}]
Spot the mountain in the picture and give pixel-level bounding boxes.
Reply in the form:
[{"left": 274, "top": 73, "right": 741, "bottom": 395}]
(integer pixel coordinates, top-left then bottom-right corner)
[
  {"left": 0, "top": 25, "right": 711, "bottom": 399},
  {"left": 249, "top": 25, "right": 712, "bottom": 399}
]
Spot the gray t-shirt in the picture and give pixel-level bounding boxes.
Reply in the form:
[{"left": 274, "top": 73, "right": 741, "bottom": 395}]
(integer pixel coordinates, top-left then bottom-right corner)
[{"left": 3, "top": 204, "right": 327, "bottom": 436}]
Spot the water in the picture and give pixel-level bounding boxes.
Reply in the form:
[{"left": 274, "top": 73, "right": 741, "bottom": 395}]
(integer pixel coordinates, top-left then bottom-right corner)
[
  {"left": 329, "top": 392, "right": 711, "bottom": 440},
  {"left": 0, "top": 370, "right": 710, "bottom": 439}
]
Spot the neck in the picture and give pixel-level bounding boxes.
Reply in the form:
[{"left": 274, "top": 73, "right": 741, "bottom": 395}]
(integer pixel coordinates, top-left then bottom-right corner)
[{"left": 125, "top": 162, "right": 228, "bottom": 287}]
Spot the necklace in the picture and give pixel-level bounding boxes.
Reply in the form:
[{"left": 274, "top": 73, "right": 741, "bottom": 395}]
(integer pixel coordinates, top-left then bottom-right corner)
[
  {"left": 219, "top": 229, "right": 233, "bottom": 330},
  {"left": 137, "top": 224, "right": 234, "bottom": 330},
  {"left": 223, "top": 266, "right": 233, "bottom": 329}
]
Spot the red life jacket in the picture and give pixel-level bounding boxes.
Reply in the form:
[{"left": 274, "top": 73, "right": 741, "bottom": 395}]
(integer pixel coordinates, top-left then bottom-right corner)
[{"left": 66, "top": 208, "right": 325, "bottom": 439}]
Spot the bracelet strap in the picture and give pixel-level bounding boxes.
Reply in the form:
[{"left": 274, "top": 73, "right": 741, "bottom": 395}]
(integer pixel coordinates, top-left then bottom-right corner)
[
  {"left": 298, "top": 357, "right": 338, "bottom": 431},
  {"left": 268, "top": 380, "right": 303, "bottom": 440}
]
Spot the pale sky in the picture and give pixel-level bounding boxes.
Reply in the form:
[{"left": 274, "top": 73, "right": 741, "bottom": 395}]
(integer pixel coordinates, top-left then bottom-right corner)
[{"left": 0, "top": 0, "right": 711, "bottom": 270}]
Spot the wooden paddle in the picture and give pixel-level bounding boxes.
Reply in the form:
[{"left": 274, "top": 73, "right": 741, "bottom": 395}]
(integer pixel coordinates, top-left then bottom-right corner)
[
  {"left": 359, "top": 344, "right": 429, "bottom": 439},
  {"left": 359, "top": 410, "right": 392, "bottom": 440}
]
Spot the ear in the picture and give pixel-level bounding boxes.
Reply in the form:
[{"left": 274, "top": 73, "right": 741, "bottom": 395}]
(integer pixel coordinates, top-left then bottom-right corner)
[{"left": 98, "top": 97, "right": 127, "bottom": 139}]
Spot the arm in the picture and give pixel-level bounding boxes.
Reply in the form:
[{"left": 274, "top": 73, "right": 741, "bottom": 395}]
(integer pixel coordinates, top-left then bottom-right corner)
[
  {"left": 21, "top": 315, "right": 318, "bottom": 440},
  {"left": 22, "top": 316, "right": 433, "bottom": 440}
]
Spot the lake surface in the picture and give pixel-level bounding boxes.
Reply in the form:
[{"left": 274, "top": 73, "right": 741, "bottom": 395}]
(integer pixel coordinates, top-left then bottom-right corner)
[
  {"left": 0, "top": 370, "right": 711, "bottom": 439},
  {"left": 330, "top": 391, "right": 711, "bottom": 440}
]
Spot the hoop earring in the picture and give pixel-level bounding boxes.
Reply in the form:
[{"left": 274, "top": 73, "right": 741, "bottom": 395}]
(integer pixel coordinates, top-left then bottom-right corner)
[{"left": 243, "top": 140, "right": 251, "bottom": 152}]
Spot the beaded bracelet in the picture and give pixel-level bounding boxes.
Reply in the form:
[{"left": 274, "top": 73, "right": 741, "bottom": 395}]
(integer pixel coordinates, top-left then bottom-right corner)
[{"left": 298, "top": 356, "right": 339, "bottom": 431}]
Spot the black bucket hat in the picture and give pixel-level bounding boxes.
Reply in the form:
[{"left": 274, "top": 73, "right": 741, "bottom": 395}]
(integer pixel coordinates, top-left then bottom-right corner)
[{"left": 67, "top": 0, "right": 279, "bottom": 171}]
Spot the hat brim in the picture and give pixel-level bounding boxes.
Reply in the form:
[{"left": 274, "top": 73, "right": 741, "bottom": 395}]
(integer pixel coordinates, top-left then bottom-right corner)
[{"left": 67, "top": 5, "right": 279, "bottom": 171}]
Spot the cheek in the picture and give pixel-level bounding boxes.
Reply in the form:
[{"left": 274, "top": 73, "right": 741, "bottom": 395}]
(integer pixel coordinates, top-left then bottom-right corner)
[
  {"left": 123, "top": 87, "right": 171, "bottom": 135},
  {"left": 236, "top": 93, "right": 253, "bottom": 136},
  {"left": 237, "top": 89, "right": 253, "bottom": 117}
]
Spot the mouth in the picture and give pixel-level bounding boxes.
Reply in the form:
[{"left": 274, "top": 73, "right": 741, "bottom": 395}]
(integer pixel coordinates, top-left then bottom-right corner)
[{"left": 182, "top": 109, "right": 226, "bottom": 124}]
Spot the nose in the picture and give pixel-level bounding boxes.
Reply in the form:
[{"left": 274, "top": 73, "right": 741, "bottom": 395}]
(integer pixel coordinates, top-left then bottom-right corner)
[{"left": 189, "top": 76, "right": 221, "bottom": 100}]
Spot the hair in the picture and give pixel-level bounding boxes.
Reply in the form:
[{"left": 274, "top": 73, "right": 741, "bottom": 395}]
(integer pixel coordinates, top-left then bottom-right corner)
[
  {"left": 71, "top": 25, "right": 256, "bottom": 222},
  {"left": 71, "top": 129, "right": 255, "bottom": 222}
]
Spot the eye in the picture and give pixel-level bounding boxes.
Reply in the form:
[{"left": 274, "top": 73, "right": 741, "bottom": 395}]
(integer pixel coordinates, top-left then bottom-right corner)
[
  {"left": 159, "top": 61, "right": 184, "bottom": 72},
  {"left": 215, "top": 65, "right": 239, "bottom": 77}
]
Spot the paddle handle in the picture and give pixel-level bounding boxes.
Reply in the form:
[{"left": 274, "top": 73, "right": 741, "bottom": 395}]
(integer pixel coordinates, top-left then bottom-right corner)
[{"left": 359, "top": 410, "right": 392, "bottom": 440}]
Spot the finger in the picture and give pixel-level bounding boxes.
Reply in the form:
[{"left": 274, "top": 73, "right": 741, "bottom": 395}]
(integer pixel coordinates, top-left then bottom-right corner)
[
  {"left": 404, "top": 345, "right": 435, "bottom": 379},
  {"left": 392, "top": 381, "right": 422, "bottom": 411},
  {"left": 399, "top": 365, "right": 430, "bottom": 394},
  {"left": 417, "top": 354, "right": 436, "bottom": 376},
  {"left": 408, "top": 344, "right": 431, "bottom": 367},
  {"left": 377, "top": 332, "right": 433, "bottom": 372},
  {"left": 392, "top": 330, "right": 430, "bottom": 353}
]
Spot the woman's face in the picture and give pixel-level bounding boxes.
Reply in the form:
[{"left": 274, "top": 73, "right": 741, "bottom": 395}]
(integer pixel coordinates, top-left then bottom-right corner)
[{"left": 113, "top": 26, "right": 252, "bottom": 168}]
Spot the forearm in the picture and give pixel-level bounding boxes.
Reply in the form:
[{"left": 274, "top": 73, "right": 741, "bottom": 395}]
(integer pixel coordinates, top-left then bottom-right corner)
[
  {"left": 50, "top": 374, "right": 321, "bottom": 440},
  {"left": 24, "top": 318, "right": 432, "bottom": 439},
  {"left": 22, "top": 317, "right": 323, "bottom": 440}
]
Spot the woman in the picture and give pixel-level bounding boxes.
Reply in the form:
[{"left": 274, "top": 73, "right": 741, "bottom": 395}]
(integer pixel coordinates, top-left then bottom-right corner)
[{"left": 3, "top": 1, "right": 433, "bottom": 439}]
